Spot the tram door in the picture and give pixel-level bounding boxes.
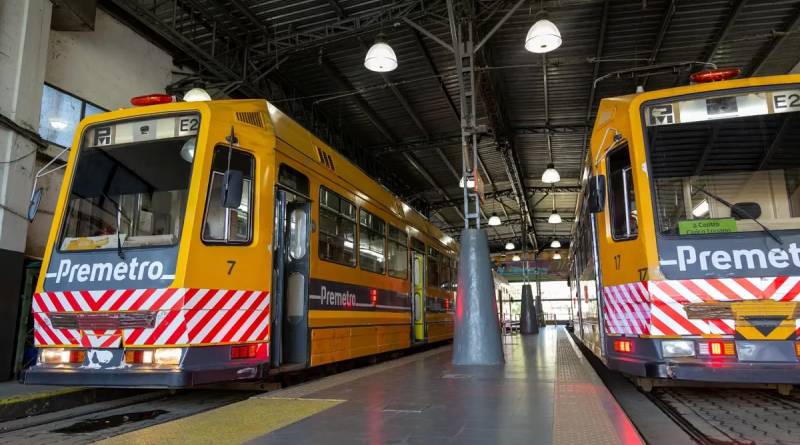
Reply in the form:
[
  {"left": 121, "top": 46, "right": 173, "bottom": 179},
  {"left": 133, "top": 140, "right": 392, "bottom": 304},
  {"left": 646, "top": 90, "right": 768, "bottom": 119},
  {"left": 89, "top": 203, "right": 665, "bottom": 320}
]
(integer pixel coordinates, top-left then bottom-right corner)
[
  {"left": 412, "top": 252, "right": 426, "bottom": 342},
  {"left": 271, "top": 166, "right": 311, "bottom": 368}
]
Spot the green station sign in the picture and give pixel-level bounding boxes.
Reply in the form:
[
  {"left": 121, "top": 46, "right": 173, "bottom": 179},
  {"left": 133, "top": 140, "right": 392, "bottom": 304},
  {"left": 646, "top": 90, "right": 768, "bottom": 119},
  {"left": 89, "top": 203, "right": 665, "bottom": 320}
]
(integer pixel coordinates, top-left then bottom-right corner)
[{"left": 678, "top": 218, "right": 737, "bottom": 235}]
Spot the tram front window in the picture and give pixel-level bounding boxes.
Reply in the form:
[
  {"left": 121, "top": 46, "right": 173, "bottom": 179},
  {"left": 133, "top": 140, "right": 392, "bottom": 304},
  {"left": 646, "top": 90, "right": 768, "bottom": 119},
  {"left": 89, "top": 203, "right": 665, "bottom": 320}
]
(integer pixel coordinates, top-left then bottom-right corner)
[
  {"left": 646, "top": 91, "right": 800, "bottom": 237},
  {"left": 59, "top": 116, "right": 197, "bottom": 251}
]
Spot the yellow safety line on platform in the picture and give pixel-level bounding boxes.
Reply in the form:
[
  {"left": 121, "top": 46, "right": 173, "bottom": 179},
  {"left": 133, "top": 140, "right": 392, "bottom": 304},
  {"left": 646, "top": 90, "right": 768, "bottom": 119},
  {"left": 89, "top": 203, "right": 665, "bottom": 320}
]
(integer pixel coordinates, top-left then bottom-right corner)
[
  {"left": 94, "top": 398, "right": 343, "bottom": 445},
  {"left": 0, "top": 387, "right": 85, "bottom": 405}
]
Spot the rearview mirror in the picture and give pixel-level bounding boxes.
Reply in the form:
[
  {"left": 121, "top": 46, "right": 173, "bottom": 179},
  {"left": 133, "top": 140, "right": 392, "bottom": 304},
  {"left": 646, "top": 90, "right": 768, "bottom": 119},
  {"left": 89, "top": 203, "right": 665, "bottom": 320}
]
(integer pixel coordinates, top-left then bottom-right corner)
[
  {"left": 27, "top": 188, "right": 43, "bottom": 221},
  {"left": 587, "top": 175, "right": 606, "bottom": 213},
  {"left": 221, "top": 170, "right": 244, "bottom": 209}
]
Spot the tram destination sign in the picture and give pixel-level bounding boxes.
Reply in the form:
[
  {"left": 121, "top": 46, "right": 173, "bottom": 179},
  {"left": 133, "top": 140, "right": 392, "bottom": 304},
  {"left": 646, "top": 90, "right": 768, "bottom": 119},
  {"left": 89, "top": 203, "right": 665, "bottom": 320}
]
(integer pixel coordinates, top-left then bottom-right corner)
[
  {"left": 83, "top": 114, "right": 199, "bottom": 148},
  {"left": 645, "top": 89, "right": 800, "bottom": 127}
]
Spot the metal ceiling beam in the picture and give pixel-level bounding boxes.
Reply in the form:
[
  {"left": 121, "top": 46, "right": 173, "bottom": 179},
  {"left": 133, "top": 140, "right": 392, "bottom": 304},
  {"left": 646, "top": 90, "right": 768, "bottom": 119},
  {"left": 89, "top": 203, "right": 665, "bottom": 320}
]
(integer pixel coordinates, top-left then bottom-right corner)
[
  {"left": 640, "top": 0, "right": 676, "bottom": 90},
  {"left": 325, "top": 0, "right": 347, "bottom": 19},
  {"left": 403, "top": 152, "right": 464, "bottom": 221},
  {"left": 703, "top": 0, "right": 747, "bottom": 64},
  {"left": 408, "top": 29, "right": 460, "bottom": 125},
  {"left": 475, "top": 41, "right": 538, "bottom": 251},
  {"left": 429, "top": 185, "right": 582, "bottom": 210},
  {"left": 228, "top": 0, "right": 270, "bottom": 35},
  {"left": 580, "top": 0, "right": 610, "bottom": 161},
  {"left": 751, "top": 6, "right": 800, "bottom": 76},
  {"left": 318, "top": 54, "right": 397, "bottom": 143}
]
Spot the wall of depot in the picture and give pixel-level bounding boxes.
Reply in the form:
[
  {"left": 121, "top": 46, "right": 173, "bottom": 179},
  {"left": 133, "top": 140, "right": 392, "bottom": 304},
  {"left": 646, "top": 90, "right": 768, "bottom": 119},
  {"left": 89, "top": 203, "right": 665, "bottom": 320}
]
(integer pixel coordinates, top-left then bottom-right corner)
[{"left": 26, "top": 7, "right": 183, "bottom": 259}]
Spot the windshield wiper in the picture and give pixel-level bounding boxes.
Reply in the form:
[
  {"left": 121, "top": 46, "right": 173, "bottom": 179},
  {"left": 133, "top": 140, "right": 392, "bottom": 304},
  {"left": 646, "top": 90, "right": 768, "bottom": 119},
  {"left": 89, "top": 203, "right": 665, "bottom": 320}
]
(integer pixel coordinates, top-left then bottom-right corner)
[
  {"left": 103, "top": 193, "right": 127, "bottom": 259},
  {"left": 694, "top": 186, "right": 783, "bottom": 245}
]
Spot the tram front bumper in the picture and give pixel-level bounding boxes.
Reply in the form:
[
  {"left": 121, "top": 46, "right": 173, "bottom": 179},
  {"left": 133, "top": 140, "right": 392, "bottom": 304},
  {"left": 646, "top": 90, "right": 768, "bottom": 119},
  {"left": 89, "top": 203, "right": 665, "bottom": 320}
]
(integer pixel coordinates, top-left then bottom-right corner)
[
  {"left": 606, "top": 338, "right": 800, "bottom": 384},
  {"left": 21, "top": 364, "right": 261, "bottom": 388}
]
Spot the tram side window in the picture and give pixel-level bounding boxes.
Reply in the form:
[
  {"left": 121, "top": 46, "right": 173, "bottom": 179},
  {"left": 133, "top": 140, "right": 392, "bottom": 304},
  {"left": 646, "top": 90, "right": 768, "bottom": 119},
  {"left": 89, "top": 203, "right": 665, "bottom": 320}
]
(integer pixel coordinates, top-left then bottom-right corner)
[
  {"left": 607, "top": 143, "right": 638, "bottom": 240},
  {"left": 427, "top": 247, "right": 440, "bottom": 288},
  {"left": 439, "top": 256, "right": 451, "bottom": 290},
  {"left": 387, "top": 225, "right": 408, "bottom": 279},
  {"left": 318, "top": 187, "right": 356, "bottom": 266},
  {"left": 359, "top": 209, "right": 386, "bottom": 274},
  {"left": 202, "top": 147, "right": 254, "bottom": 244}
]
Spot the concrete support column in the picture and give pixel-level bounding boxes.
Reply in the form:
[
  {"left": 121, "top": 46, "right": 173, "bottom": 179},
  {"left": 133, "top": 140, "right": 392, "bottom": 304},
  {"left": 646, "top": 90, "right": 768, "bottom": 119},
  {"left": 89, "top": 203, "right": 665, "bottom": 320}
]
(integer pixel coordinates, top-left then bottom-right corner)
[
  {"left": 520, "top": 283, "right": 538, "bottom": 335},
  {"left": 453, "top": 229, "right": 504, "bottom": 365},
  {"left": 0, "top": 0, "right": 52, "bottom": 378}
]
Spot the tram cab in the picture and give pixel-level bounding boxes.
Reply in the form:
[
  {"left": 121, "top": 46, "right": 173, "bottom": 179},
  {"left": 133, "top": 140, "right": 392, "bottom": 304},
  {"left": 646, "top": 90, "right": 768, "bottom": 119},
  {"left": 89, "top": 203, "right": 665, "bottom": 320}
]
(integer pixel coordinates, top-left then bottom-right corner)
[{"left": 570, "top": 71, "right": 800, "bottom": 389}]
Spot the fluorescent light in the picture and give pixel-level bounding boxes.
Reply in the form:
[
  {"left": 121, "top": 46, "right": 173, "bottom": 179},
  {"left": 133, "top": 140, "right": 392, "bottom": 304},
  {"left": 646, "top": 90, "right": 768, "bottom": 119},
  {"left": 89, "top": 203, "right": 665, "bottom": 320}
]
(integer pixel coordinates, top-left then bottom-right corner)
[
  {"left": 183, "top": 88, "right": 211, "bottom": 102},
  {"left": 364, "top": 37, "right": 397, "bottom": 72},
  {"left": 488, "top": 214, "right": 502, "bottom": 226},
  {"left": 505, "top": 242, "right": 515, "bottom": 250},
  {"left": 49, "top": 118, "right": 68, "bottom": 130},
  {"left": 525, "top": 18, "right": 562, "bottom": 54},
  {"left": 548, "top": 210, "right": 562, "bottom": 224},
  {"left": 550, "top": 239, "right": 561, "bottom": 248},
  {"left": 541, "top": 163, "right": 561, "bottom": 183},
  {"left": 692, "top": 199, "right": 709, "bottom": 217}
]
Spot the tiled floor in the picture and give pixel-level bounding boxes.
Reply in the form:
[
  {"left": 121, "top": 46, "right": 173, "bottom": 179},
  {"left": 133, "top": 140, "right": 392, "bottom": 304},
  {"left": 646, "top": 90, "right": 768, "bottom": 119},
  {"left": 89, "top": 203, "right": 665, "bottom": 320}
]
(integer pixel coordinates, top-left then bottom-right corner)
[{"left": 247, "top": 327, "right": 642, "bottom": 445}]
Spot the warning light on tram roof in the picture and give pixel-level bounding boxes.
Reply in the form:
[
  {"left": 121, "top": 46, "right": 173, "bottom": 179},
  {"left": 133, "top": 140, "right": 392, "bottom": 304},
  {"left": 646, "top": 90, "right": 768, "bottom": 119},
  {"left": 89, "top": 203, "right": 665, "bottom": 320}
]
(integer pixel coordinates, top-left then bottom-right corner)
[
  {"left": 689, "top": 68, "right": 741, "bottom": 83},
  {"left": 130, "top": 94, "right": 174, "bottom": 106}
]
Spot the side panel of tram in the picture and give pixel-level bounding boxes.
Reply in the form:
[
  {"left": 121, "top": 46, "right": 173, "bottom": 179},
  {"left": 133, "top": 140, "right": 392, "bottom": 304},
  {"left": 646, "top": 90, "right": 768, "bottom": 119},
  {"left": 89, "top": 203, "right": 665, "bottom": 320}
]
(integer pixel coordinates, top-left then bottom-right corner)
[
  {"left": 25, "top": 98, "right": 455, "bottom": 387},
  {"left": 570, "top": 73, "right": 800, "bottom": 385}
]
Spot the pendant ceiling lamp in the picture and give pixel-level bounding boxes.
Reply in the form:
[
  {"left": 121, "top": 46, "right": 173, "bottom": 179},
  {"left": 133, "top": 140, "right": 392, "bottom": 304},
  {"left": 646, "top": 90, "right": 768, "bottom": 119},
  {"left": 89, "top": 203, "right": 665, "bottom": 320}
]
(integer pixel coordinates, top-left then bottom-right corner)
[{"left": 364, "top": 35, "right": 397, "bottom": 72}]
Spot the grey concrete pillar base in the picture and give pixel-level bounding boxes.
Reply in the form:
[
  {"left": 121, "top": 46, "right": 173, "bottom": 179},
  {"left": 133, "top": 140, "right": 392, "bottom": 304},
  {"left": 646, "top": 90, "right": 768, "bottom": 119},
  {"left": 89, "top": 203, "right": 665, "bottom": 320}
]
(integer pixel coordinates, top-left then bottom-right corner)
[
  {"left": 453, "top": 229, "right": 504, "bottom": 365},
  {"left": 520, "top": 283, "right": 538, "bottom": 335}
]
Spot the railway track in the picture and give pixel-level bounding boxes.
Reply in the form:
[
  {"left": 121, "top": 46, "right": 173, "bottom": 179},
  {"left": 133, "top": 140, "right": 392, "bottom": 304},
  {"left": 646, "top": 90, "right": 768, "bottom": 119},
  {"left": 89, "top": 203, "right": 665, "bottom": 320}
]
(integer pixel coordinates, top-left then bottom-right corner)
[
  {"left": 647, "top": 388, "right": 800, "bottom": 445},
  {"left": 0, "top": 390, "right": 256, "bottom": 444}
]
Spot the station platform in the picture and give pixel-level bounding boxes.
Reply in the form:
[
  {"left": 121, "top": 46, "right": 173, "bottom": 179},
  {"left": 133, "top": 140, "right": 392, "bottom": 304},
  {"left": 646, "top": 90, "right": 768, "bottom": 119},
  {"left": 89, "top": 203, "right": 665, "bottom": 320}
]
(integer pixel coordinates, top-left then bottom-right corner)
[{"left": 99, "top": 326, "right": 643, "bottom": 444}]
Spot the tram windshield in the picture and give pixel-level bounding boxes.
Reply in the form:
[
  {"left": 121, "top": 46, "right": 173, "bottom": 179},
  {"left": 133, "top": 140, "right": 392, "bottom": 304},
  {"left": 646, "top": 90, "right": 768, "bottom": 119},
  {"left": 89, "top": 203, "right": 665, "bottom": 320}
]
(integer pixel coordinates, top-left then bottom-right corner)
[
  {"left": 645, "top": 89, "right": 800, "bottom": 238},
  {"left": 59, "top": 115, "right": 199, "bottom": 251}
]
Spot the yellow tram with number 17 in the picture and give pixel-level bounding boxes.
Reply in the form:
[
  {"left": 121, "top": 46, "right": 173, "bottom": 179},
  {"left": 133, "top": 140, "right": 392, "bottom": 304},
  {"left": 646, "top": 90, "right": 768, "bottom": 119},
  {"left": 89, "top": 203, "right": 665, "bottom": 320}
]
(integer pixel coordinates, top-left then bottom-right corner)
[{"left": 570, "top": 70, "right": 800, "bottom": 392}]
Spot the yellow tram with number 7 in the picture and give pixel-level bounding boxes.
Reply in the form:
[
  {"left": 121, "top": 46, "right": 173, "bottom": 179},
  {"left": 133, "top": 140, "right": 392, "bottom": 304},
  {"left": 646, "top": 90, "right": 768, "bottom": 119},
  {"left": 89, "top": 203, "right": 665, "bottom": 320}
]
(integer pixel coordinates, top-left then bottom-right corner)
[
  {"left": 570, "top": 70, "right": 800, "bottom": 392},
  {"left": 25, "top": 93, "right": 456, "bottom": 387}
]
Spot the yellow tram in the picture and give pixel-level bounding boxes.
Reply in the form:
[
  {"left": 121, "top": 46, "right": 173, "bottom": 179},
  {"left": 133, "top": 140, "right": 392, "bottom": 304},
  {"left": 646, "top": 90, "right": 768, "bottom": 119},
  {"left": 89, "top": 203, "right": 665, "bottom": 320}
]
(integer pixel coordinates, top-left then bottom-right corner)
[
  {"left": 569, "top": 70, "right": 800, "bottom": 391},
  {"left": 25, "top": 94, "right": 456, "bottom": 387}
]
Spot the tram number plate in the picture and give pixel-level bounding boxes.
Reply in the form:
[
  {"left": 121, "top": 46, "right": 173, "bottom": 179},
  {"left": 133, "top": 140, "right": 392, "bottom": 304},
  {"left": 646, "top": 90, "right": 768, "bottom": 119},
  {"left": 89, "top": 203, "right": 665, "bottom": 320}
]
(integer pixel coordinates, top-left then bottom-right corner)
[{"left": 771, "top": 90, "right": 800, "bottom": 114}]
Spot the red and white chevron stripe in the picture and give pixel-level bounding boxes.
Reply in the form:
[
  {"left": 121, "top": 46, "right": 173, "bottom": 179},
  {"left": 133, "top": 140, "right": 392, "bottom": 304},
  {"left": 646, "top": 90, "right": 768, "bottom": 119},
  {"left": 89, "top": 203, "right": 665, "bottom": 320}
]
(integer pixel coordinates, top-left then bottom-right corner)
[
  {"left": 33, "top": 288, "right": 270, "bottom": 347},
  {"left": 603, "top": 277, "right": 800, "bottom": 337},
  {"left": 602, "top": 282, "right": 651, "bottom": 335}
]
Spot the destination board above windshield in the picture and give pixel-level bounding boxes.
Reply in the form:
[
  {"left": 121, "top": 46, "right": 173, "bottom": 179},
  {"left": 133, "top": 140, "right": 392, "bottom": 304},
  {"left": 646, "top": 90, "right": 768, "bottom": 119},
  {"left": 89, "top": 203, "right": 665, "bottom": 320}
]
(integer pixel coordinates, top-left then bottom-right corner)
[
  {"left": 645, "top": 89, "right": 800, "bottom": 127},
  {"left": 83, "top": 114, "right": 200, "bottom": 148}
]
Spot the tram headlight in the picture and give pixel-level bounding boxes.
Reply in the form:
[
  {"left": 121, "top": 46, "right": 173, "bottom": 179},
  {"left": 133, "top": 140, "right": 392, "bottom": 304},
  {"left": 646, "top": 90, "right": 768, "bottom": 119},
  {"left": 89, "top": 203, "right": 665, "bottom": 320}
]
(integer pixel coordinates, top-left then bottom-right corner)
[
  {"left": 662, "top": 340, "right": 695, "bottom": 358},
  {"left": 40, "top": 348, "right": 67, "bottom": 364},
  {"left": 154, "top": 348, "right": 182, "bottom": 365}
]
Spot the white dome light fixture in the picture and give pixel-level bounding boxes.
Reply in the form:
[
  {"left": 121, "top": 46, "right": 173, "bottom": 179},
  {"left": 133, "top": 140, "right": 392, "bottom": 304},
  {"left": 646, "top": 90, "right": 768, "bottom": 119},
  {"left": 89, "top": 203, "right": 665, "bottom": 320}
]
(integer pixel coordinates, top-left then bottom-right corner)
[
  {"left": 524, "top": 18, "right": 562, "bottom": 54},
  {"left": 488, "top": 213, "right": 502, "bottom": 226},
  {"left": 512, "top": 254, "right": 521, "bottom": 262},
  {"left": 550, "top": 239, "right": 561, "bottom": 248},
  {"left": 541, "top": 163, "right": 561, "bottom": 184},
  {"left": 548, "top": 209, "right": 562, "bottom": 224},
  {"left": 505, "top": 242, "right": 515, "bottom": 251},
  {"left": 553, "top": 251, "right": 562, "bottom": 260},
  {"left": 364, "top": 35, "right": 398, "bottom": 73},
  {"left": 183, "top": 88, "right": 212, "bottom": 102}
]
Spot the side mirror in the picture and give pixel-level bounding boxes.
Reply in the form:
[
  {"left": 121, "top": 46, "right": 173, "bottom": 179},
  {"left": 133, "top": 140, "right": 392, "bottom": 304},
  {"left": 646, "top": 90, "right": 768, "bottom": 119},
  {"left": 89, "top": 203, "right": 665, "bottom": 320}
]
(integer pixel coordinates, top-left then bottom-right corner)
[
  {"left": 587, "top": 175, "right": 606, "bottom": 213},
  {"left": 221, "top": 170, "right": 244, "bottom": 209},
  {"left": 27, "top": 188, "right": 43, "bottom": 221}
]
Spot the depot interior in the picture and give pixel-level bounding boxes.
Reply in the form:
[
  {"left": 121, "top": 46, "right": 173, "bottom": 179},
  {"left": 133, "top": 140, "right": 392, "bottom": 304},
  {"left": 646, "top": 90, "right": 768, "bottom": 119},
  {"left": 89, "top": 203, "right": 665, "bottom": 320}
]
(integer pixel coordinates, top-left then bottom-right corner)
[{"left": 1, "top": 0, "right": 799, "bottom": 382}]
